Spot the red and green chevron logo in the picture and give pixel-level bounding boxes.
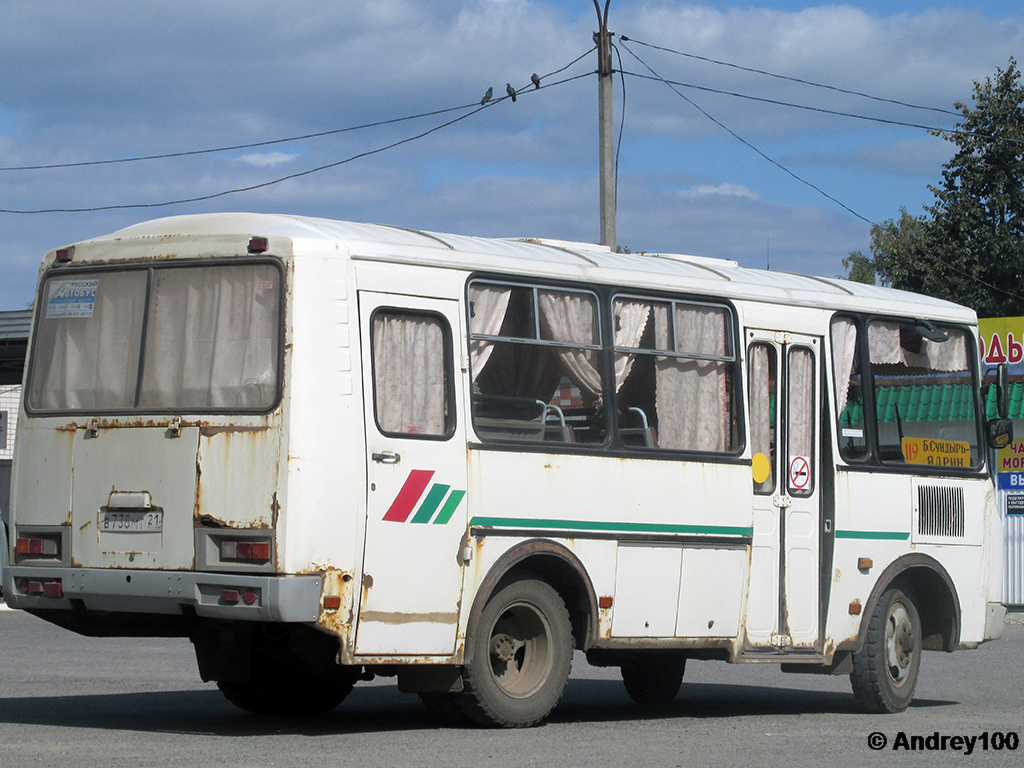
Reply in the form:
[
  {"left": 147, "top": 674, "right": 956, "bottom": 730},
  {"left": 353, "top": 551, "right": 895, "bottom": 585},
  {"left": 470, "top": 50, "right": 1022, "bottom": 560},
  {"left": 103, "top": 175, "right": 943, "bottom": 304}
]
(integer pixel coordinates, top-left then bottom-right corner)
[{"left": 382, "top": 469, "right": 466, "bottom": 524}]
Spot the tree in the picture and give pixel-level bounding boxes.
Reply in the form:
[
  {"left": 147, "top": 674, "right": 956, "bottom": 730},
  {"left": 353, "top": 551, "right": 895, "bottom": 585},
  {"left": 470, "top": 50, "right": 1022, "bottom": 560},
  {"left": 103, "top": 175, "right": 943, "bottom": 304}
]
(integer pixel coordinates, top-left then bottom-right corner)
[
  {"left": 868, "top": 58, "right": 1024, "bottom": 317},
  {"left": 841, "top": 251, "right": 876, "bottom": 284}
]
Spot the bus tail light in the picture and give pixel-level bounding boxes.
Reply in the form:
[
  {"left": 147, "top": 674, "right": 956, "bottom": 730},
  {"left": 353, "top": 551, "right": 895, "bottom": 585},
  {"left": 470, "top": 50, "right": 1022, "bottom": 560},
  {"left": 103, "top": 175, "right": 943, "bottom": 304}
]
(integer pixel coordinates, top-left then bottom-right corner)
[
  {"left": 16, "top": 535, "right": 61, "bottom": 559},
  {"left": 220, "top": 539, "right": 271, "bottom": 563}
]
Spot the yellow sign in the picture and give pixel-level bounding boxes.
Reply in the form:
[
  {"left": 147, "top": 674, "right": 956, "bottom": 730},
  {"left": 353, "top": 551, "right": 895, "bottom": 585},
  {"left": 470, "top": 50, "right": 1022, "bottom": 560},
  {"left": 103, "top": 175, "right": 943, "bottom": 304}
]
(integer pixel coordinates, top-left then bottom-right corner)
[
  {"left": 998, "top": 440, "right": 1024, "bottom": 472},
  {"left": 978, "top": 316, "right": 1024, "bottom": 366},
  {"left": 901, "top": 437, "right": 971, "bottom": 468}
]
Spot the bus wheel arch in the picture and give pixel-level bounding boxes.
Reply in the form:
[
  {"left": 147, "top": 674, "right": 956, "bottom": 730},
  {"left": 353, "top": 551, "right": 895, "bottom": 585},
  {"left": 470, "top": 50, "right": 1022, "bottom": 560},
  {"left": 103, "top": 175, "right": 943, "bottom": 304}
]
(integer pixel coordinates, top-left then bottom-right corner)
[
  {"left": 465, "top": 539, "right": 599, "bottom": 664},
  {"left": 857, "top": 553, "right": 961, "bottom": 654}
]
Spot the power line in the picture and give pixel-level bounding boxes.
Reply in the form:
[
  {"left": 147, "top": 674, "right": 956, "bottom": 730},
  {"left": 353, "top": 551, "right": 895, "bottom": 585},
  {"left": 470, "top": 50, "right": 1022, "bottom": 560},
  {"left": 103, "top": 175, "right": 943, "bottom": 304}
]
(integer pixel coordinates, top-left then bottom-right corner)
[
  {"left": 618, "top": 40, "right": 1024, "bottom": 304},
  {"left": 619, "top": 36, "right": 960, "bottom": 118},
  {"left": 0, "top": 46, "right": 597, "bottom": 175},
  {"left": 0, "top": 70, "right": 593, "bottom": 215},
  {"left": 619, "top": 39, "right": 874, "bottom": 225},
  {"left": 0, "top": 105, "right": 482, "bottom": 172}
]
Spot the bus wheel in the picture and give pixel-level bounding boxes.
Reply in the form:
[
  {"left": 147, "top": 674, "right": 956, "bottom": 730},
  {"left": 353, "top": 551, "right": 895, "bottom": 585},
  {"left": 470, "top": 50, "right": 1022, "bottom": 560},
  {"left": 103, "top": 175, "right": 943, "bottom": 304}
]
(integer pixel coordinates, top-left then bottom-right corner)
[
  {"left": 458, "top": 579, "right": 573, "bottom": 728},
  {"left": 217, "top": 665, "right": 355, "bottom": 716},
  {"left": 850, "top": 586, "right": 922, "bottom": 713},
  {"left": 621, "top": 656, "right": 685, "bottom": 705}
]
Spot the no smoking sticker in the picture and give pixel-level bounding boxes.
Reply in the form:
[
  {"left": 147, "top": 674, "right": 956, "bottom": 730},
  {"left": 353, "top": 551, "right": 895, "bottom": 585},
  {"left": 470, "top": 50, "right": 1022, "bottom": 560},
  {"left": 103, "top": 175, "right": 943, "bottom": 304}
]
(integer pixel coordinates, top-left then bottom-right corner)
[{"left": 788, "top": 456, "right": 810, "bottom": 490}]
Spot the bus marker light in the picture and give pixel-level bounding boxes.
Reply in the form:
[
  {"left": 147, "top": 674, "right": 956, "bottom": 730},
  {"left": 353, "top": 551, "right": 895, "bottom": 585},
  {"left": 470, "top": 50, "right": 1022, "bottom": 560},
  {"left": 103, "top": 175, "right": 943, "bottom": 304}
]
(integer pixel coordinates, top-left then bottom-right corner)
[
  {"left": 849, "top": 600, "right": 862, "bottom": 615},
  {"left": 221, "top": 589, "right": 240, "bottom": 604},
  {"left": 247, "top": 237, "right": 269, "bottom": 254},
  {"left": 857, "top": 558, "right": 873, "bottom": 571},
  {"left": 323, "top": 596, "right": 342, "bottom": 610},
  {"left": 242, "top": 590, "right": 258, "bottom": 606},
  {"left": 598, "top": 596, "right": 613, "bottom": 609}
]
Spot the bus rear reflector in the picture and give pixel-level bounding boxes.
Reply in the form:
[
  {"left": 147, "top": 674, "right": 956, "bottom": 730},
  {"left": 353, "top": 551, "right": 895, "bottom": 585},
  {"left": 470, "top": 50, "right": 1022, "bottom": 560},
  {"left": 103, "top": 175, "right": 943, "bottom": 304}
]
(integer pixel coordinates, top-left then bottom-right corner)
[{"left": 17, "top": 579, "right": 62, "bottom": 598}]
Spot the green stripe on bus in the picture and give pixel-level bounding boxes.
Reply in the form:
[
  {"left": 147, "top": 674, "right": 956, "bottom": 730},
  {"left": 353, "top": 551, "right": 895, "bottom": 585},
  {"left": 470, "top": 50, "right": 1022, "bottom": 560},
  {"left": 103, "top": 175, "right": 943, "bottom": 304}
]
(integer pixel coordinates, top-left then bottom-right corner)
[
  {"left": 835, "top": 530, "right": 910, "bottom": 540},
  {"left": 410, "top": 484, "right": 450, "bottom": 524},
  {"left": 433, "top": 489, "right": 467, "bottom": 525},
  {"left": 470, "top": 516, "right": 752, "bottom": 537}
]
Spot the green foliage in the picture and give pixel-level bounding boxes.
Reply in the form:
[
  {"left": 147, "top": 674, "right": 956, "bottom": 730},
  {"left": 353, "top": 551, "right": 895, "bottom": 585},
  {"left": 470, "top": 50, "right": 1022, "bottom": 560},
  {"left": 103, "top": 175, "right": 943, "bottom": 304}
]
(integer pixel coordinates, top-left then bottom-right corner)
[
  {"left": 869, "top": 59, "right": 1024, "bottom": 317},
  {"left": 841, "top": 250, "right": 876, "bottom": 284}
]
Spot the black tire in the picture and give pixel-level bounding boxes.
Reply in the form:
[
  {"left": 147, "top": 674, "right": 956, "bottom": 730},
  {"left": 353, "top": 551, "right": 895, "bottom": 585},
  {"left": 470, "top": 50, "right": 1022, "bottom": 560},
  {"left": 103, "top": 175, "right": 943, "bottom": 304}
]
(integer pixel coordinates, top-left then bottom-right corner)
[
  {"left": 621, "top": 656, "right": 685, "bottom": 705},
  {"left": 850, "top": 586, "right": 922, "bottom": 713},
  {"left": 218, "top": 665, "right": 355, "bottom": 716},
  {"left": 457, "top": 579, "right": 573, "bottom": 728}
]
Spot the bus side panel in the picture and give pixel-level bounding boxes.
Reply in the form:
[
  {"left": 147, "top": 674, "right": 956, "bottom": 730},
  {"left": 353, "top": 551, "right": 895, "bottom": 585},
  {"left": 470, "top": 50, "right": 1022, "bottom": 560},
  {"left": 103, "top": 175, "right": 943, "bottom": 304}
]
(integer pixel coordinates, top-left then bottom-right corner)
[
  {"left": 466, "top": 449, "right": 752, "bottom": 644},
  {"left": 281, "top": 249, "right": 366, "bottom": 586},
  {"left": 828, "top": 469, "right": 993, "bottom": 648}
]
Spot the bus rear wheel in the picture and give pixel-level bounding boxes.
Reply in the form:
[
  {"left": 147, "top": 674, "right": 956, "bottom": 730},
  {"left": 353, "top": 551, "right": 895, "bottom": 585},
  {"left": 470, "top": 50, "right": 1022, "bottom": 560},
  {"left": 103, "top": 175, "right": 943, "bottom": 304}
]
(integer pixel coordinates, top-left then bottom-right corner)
[
  {"left": 457, "top": 579, "right": 573, "bottom": 728},
  {"left": 850, "top": 586, "right": 922, "bottom": 713},
  {"left": 217, "top": 664, "right": 356, "bottom": 716},
  {"left": 621, "top": 656, "right": 685, "bottom": 705}
]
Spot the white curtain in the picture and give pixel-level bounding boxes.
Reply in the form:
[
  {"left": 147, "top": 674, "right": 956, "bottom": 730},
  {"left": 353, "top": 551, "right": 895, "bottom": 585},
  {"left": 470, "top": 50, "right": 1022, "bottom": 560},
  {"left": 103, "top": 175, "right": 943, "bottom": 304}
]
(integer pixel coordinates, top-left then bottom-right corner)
[
  {"left": 372, "top": 313, "right": 446, "bottom": 435},
  {"left": 749, "top": 344, "right": 774, "bottom": 493},
  {"left": 655, "top": 304, "right": 729, "bottom": 452},
  {"left": 831, "top": 318, "right": 858, "bottom": 409},
  {"left": 468, "top": 284, "right": 511, "bottom": 378},
  {"left": 868, "top": 321, "right": 968, "bottom": 372},
  {"left": 139, "top": 265, "right": 279, "bottom": 409},
  {"left": 30, "top": 271, "right": 147, "bottom": 410},
  {"left": 612, "top": 298, "right": 652, "bottom": 390},
  {"left": 538, "top": 290, "right": 603, "bottom": 397}
]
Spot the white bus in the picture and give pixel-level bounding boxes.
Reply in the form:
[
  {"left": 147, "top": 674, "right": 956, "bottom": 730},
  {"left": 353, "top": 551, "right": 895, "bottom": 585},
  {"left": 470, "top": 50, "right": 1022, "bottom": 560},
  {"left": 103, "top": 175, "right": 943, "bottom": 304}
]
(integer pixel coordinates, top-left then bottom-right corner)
[{"left": 5, "top": 213, "right": 1010, "bottom": 726}]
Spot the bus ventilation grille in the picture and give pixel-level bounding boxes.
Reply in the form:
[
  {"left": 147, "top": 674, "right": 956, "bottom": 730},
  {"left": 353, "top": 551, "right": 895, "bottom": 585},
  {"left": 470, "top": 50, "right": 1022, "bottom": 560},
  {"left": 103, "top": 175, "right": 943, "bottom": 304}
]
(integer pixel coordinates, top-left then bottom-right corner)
[{"left": 917, "top": 485, "right": 965, "bottom": 538}]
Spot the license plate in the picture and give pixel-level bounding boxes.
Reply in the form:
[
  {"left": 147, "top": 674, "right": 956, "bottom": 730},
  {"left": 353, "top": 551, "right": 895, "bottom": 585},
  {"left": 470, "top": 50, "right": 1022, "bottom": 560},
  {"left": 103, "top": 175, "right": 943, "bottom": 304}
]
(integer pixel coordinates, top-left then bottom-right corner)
[{"left": 100, "top": 510, "right": 163, "bottom": 533}]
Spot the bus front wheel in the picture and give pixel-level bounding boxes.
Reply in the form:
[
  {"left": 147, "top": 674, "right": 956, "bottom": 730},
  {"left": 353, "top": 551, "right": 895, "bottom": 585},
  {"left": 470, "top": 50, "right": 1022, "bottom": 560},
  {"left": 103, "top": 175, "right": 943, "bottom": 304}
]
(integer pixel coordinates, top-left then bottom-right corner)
[
  {"left": 458, "top": 579, "right": 573, "bottom": 727},
  {"left": 850, "top": 586, "right": 922, "bottom": 713}
]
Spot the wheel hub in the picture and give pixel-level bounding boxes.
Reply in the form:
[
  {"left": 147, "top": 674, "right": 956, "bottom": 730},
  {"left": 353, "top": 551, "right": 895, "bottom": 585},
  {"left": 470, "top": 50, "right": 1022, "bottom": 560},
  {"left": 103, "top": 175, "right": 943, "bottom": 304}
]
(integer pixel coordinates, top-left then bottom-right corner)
[{"left": 490, "top": 633, "right": 516, "bottom": 663}]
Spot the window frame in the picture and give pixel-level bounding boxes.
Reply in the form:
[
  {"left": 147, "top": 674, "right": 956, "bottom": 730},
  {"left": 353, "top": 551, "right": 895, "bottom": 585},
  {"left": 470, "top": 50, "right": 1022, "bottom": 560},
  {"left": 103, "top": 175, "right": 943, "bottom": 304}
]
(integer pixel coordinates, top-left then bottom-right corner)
[
  {"left": 830, "top": 312, "right": 986, "bottom": 476},
  {"left": 369, "top": 306, "right": 457, "bottom": 442},
  {"left": 465, "top": 275, "right": 746, "bottom": 460},
  {"left": 25, "top": 257, "right": 286, "bottom": 417}
]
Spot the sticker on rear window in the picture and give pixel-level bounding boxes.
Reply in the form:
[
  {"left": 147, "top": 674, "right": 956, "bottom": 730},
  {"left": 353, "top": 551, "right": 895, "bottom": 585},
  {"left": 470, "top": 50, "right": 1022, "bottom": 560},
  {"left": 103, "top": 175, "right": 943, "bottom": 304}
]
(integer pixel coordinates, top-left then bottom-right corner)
[{"left": 46, "top": 279, "right": 99, "bottom": 319}]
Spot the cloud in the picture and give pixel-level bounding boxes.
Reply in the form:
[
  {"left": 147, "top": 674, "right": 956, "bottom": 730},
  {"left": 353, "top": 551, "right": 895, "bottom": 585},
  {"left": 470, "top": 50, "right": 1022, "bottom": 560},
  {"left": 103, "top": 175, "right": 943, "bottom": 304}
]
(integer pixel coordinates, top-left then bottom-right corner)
[
  {"left": 235, "top": 152, "right": 298, "bottom": 168},
  {"left": 0, "top": 2, "right": 1022, "bottom": 309}
]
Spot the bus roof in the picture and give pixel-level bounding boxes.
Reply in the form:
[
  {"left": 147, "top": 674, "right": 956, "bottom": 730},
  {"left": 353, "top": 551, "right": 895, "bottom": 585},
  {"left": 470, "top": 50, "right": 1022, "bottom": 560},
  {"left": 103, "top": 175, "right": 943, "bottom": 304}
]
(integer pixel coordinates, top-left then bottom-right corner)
[{"left": 71, "top": 212, "right": 975, "bottom": 324}]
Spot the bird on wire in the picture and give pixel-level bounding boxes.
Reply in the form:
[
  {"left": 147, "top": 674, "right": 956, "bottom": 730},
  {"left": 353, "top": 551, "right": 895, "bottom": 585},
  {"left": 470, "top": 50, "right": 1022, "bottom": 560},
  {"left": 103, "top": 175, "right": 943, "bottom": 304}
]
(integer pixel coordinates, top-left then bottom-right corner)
[
  {"left": 531, "top": 73, "right": 541, "bottom": 89},
  {"left": 480, "top": 87, "right": 493, "bottom": 105},
  {"left": 506, "top": 83, "right": 517, "bottom": 102}
]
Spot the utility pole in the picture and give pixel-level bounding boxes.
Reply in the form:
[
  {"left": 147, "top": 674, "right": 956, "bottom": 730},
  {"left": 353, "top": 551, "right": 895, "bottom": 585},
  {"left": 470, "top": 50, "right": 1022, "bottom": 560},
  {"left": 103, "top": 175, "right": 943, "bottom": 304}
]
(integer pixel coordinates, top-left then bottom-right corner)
[{"left": 593, "top": 0, "right": 616, "bottom": 251}]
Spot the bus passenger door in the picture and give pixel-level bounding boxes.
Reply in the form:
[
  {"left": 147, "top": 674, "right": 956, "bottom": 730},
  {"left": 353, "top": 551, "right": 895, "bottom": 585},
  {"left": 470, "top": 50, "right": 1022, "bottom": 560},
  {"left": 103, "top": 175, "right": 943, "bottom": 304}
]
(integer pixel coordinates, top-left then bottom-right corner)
[
  {"left": 354, "top": 292, "right": 469, "bottom": 657},
  {"left": 745, "top": 331, "right": 822, "bottom": 652}
]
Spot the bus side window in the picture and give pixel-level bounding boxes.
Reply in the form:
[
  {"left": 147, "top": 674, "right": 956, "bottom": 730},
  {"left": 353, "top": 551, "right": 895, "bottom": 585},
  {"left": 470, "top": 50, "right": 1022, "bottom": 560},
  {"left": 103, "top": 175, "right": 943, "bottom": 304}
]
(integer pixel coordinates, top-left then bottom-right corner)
[
  {"left": 748, "top": 342, "right": 776, "bottom": 494},
  {"left": 468, "top": 282, "right": 603, "bottom": 444},
  {"left": 868, "top": 321, "right": 979, "bottom": 468},
  {"left": 612, "top": 297, "right": 738, "bottom": 453},
  {"left": 832, "top": 317, "right": 868, "bottom": 461},
  {"left": 371, "top": 310, "right": 454, "bottom": 438}
]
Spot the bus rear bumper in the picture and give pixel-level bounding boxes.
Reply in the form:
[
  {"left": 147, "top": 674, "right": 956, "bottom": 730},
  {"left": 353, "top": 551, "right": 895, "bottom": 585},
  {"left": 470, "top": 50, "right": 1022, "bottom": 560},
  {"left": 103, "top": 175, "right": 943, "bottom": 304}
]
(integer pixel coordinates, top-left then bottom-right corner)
[{"left": 3, "top": 566, "right": 323, "bottom": 625}]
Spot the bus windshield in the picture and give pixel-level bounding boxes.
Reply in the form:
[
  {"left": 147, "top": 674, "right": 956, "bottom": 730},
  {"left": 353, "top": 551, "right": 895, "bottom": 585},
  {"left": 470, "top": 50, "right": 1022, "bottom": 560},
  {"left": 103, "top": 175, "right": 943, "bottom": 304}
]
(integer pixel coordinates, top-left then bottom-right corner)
[{"left": 27, "top": 261, "right": 281, "bottom": 414}]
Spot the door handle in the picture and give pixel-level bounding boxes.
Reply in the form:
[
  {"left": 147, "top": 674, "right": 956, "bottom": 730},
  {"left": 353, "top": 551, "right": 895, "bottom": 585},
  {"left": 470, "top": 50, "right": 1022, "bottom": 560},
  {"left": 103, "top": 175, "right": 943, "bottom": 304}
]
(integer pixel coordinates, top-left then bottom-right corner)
[{"left": 372, "top": 451, "right": 401, "bottom": 464}]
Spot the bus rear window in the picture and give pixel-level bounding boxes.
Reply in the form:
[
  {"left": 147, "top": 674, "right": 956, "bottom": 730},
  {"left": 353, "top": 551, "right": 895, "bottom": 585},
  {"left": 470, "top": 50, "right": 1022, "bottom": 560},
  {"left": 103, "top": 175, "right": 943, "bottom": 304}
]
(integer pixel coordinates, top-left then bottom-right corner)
[{"left": 28, "top": 262, "right": 281, "bottom": 413}]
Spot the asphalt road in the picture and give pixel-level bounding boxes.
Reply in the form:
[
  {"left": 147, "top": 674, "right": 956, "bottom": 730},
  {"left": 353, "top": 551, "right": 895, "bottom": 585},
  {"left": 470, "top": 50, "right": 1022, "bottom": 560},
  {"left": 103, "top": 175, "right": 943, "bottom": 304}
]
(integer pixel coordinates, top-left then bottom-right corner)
[{"left": 0, "top": 604, "right": 1020, "bottom": 768}]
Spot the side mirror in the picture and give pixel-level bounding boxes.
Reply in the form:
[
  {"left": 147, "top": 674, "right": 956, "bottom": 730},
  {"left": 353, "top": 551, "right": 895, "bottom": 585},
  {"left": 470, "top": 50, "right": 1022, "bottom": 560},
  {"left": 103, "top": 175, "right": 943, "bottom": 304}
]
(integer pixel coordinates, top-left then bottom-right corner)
[{"left": 987, "top": 418, "right": 1013, "bottom": 450}]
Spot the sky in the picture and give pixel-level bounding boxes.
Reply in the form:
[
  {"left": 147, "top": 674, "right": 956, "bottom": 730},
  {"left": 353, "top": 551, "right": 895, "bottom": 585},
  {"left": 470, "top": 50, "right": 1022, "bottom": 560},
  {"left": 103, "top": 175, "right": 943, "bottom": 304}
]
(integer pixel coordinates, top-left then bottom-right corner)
[{"left": 1, "top": 1, "right": 1023, "bottom": 310}]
